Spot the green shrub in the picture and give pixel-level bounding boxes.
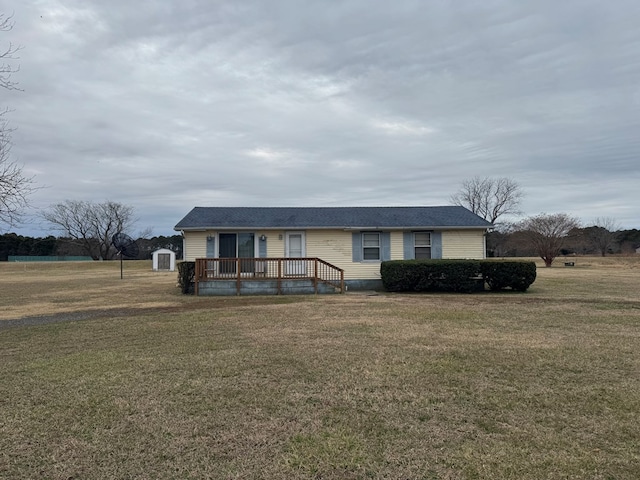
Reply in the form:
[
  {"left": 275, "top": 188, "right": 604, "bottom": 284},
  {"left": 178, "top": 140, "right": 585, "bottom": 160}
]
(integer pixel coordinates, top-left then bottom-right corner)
[
  {"left": 381, "top": 260, "right": 483, "bottom": 293},
  {"left": 379, "top": 260, "right": 422, "bottom": 292},
  {"left": 177, "top": 261, "right": 195, "bottom": 294},
  {"left": 380, "top": 260, "right": 536, "bottom": 293},
  {"left": 480, "top": 261, "right": 536, "bottom": 292}
]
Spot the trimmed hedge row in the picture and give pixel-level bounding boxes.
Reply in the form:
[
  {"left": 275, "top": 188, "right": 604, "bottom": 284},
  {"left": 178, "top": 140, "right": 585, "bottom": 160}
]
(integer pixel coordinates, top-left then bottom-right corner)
[
  {"left": 481, "top": 261, "right": 537, "bottom": 292},
  {"left": 177, "top": 261, "right": 195, "bottom": 294},
  {"left": 380, "top": 260, "right": 536, "bottom": 293}
]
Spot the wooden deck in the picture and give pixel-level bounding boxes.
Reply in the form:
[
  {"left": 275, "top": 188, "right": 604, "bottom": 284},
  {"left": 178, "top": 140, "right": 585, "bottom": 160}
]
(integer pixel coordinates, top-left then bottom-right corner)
[{"left": 194, "top": 257, "right": 345, "bottom": 295}]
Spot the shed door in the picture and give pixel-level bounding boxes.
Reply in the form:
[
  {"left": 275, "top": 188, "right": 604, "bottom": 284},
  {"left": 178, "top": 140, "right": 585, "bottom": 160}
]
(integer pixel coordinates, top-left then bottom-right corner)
[{"left": 158, "top": 253, "right": 170, "bottom": 270}]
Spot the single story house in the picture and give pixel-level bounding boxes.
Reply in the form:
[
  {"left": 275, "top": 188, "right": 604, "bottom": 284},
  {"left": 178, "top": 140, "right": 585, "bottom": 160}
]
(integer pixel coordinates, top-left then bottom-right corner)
[{"left": 174, "top": 206, "right": 493, "bottom": 294}]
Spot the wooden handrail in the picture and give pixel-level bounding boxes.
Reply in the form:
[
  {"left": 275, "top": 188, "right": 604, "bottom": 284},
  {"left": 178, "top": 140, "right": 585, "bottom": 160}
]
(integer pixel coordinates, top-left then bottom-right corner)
[{"left": 194, "top": 257, "right": 345, "bottom": 295}]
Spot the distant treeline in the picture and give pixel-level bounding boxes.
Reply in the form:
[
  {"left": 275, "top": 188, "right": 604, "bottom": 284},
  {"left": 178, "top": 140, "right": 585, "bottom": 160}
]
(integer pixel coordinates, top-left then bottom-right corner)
[
  {"left": 489, "top": 227, "right": 640, "bottom": 257},
  {"left": 0, "top": 233, "right": 183, "bottom": 262}
]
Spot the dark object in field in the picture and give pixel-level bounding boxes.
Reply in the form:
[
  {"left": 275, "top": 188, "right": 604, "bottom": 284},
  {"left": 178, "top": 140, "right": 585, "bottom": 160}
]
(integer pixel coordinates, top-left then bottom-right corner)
[{"left": 112, "top": 232, "right": 139, "bottom": 279}]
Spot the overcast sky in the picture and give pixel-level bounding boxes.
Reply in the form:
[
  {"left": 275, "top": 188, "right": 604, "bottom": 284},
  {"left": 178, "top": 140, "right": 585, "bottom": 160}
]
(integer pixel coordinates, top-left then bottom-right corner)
[{"left": 4, "top": 0, "right": 640, "bottom": 236}]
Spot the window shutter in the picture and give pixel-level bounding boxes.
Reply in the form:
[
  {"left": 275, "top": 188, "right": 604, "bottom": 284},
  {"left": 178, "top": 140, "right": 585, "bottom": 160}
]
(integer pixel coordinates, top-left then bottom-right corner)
[
  {"left": 381, "top": 232, "right": 391, "bottom": 261},
  {"left": 431, "top": 231, "right": 442, "bottom": 259},
  {"left": 352, "top": 232, "right": 362, "bottom": 262},
  {"left": 403, "top": 232, "right": 414, "bottom": 260},
  {"left": 259, "top": 236, "right": 267, "bottom": 258},
  {"left": 206, "top": 236, "right": 216, "bottom": 258}
]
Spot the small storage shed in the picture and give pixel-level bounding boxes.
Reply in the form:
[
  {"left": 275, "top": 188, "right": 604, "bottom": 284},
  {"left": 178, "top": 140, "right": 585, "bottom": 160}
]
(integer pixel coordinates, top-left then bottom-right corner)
[{"left": 152, "top": 248, "right": 176, "bottom": 271}]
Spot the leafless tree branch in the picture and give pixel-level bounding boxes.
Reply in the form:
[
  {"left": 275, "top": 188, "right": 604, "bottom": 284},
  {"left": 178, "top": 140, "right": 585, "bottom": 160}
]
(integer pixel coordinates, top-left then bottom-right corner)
[
  {"left": 450, "top": 176, "right": 523, "bottom": 225},
  {"left": 0, "top": 12, "right": 33, "bottom": 229},
  {"left": 0, "top": 13, "right": 22, "bottom": 91},
  {"left": 41, "top": 200, "right": 136, "bottom": 260},
  {"left": 515, "top": 213, "right": 581, "bottom": 267},
  {"left": 0, "top": 113, "right": 36, "bottom": 227},
  {"left": 585, "top": 217, "right": 620, "bottom": 257}
]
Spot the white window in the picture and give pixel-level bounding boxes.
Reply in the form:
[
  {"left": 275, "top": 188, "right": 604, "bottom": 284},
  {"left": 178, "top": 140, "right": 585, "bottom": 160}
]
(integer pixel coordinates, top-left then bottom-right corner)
[
  {"left": 362, "top": 232, "right": 381, "bottom": 261},
  {"left": 414, "top": 232, "right": 431, "bottom": 260}
]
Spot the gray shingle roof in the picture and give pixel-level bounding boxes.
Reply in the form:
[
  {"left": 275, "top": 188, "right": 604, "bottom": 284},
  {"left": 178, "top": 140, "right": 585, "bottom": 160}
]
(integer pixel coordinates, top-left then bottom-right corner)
[{"left": 174, "top": 206, "right": 493, "bottom": 230}]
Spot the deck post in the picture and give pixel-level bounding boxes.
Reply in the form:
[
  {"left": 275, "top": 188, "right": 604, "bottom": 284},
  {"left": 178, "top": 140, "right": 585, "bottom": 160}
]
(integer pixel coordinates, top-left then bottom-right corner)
[
  {"left": 236, "top": 258, "right": 241, "bottom": 295},
  {"left": 277, "top": 259, "right": 282, "bottom": 295},
  {"left": 194, "top": 259, "right": 200, "bottom": 296},
  {"left": 314, "top": 258, "right": 318, "bottom": 294},
  {"left": 340, "top": 270, "right": 344, "bottom": 294}
]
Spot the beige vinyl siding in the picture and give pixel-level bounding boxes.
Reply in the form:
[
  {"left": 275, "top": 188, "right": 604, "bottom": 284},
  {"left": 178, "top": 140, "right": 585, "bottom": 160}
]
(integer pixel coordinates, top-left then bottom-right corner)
[
  {"left": 390, "top": 231, "right": 404, "bottom": 260},
  {"left": 185, "top": 229, "right": 485, "bottom": 276},
  {"left": 183, "top": 231, "right": 208, "bottom": 261},
  {"left": 306, "top": 230, "right": 404, "bottom": 280},
  {"left": 305, "top": 230, "right": 372, "bottom": 280},
  {"left": 264, "top": 231, "right": 285, "bottom": 257},
  {"left": 442, "top": 230, "right": 486, "bottom": 259}
]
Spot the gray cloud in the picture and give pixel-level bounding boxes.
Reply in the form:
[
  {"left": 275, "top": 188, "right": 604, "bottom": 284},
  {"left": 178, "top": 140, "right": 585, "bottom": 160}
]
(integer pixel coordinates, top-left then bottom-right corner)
[{"left": 5, "top": 0, "right": 640, "bottom": 236}]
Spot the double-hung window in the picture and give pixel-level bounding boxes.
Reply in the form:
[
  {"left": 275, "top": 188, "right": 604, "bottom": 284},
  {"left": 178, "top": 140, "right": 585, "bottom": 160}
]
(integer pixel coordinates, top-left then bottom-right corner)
[
  {"left": 414, "top": 232, "right": 431, "bottom": 259},
  {"left": 362, "top": 232, "right": 381, "bottom": 261}
]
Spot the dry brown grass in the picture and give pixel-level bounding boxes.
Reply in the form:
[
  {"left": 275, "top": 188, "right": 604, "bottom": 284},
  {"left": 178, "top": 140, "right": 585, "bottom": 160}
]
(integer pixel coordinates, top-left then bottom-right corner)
[
  {"left": 1, "top": 257, "right": 639, "bottom": 479},
  {"left": 0, "top": 261, "right": 182, "bottom": 319}
]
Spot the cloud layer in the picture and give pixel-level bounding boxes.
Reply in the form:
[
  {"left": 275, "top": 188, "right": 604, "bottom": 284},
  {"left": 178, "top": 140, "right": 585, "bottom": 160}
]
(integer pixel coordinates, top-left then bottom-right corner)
[{"left": 5, "top": 0, "right": 640, "bottom": 235}]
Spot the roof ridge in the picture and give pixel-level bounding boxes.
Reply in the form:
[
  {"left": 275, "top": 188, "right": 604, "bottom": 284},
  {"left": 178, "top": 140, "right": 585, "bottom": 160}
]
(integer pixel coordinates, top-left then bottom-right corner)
[{"left": 193, "top": 205, "right": 457, "bottom": 209}]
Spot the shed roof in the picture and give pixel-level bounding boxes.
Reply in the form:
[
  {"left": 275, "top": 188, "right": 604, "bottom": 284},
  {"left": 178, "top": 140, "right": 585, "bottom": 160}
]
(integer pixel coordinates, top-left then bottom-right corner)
[
  {"left": 174, "top": 206, "right": 493, "bottom": 230},
  {"left": 151, "top": 248, "right": 175, "bottom": 254}
]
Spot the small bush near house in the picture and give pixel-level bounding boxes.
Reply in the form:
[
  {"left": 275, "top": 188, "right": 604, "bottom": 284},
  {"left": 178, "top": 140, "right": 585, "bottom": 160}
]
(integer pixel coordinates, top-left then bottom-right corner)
[
  {"left": 177, "top": 261, "right": 195, "bottom": 294},
  {"left": 381, "top": 260, "right": 536, "bottom": 293}
]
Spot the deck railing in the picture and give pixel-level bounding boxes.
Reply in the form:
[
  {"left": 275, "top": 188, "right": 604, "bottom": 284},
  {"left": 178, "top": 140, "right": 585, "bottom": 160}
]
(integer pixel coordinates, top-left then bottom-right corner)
[{"left": 194, "top": 257, "right": 345, "bottom": 295}]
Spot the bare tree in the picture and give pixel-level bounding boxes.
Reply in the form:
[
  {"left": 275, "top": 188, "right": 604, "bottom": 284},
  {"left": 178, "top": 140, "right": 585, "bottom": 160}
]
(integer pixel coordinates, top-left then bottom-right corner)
[
  {"left": 1, "top": 13, "right": 21, "bottom": 91},
  {"left": 450, "top": 176, "right": 523, "bottom": 225},
  {"left": 0, "top": 13, "right": 33, "bottom": 228},
  {"left": 583, "top": 217, "right": 620, "bottom": 257},
  {"left": 41, "top": 200, "right": 135, "bottom": 260},
  {"left": 516, "top": 213, "right": 581, "bottom": 267},
  {"left": 1, "top": 116, "right": 35, "bottom": 227}
]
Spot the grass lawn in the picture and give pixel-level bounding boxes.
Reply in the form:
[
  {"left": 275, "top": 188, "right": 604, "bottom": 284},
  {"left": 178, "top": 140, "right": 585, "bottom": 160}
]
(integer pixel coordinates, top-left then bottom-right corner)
[{"left": 1, "top": 257, "right": 639, "bottom": 479}]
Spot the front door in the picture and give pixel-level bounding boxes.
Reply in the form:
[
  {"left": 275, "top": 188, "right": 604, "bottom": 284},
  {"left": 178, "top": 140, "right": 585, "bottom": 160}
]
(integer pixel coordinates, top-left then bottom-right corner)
[
  {"left": 285, "top": 231, "right": 306, "bottom": 275},
  {"left": 219, "top": 233, "right": 237, "bottom": 274}
]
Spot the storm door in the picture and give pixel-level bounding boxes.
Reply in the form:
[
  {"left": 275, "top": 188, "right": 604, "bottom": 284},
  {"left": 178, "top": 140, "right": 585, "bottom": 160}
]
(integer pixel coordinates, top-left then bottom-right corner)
[{"left": 285, "top": 231, "right": 306, "bottom": 275}]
